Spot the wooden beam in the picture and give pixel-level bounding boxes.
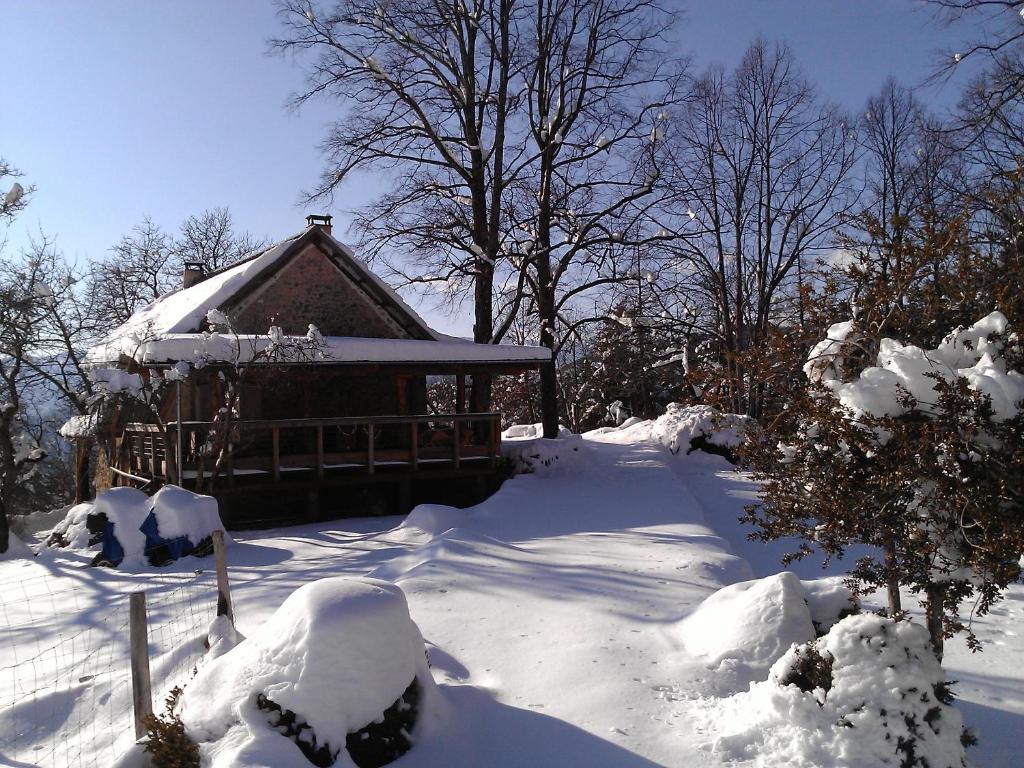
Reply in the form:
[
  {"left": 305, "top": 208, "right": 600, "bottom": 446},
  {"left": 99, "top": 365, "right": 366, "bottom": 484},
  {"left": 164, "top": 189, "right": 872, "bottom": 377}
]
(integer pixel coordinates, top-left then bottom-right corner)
[
  {"left": 213, "top": 531, "right": 234, "bottom": 625},
  {"left": 271, "top": 427, "right": 280, "bottom": 482},
  {"left": 316, "top": 425, "right": 324, "bottom": 480},
  {"left": 410, "top": 421, "right": 418, "bottom": 471},
  {"left": 367, "top": 424, "right": 375, "bottom": 475},
  {"left": 129, "top": 592, "right": 153, "bottom": 739}
]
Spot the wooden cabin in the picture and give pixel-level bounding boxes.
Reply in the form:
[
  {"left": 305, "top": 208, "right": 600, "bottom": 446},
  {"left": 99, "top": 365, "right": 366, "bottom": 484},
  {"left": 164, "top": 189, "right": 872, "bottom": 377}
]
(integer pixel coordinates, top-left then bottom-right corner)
[{"left": 83, "top": 216, "right": 549, "bottom": 527}]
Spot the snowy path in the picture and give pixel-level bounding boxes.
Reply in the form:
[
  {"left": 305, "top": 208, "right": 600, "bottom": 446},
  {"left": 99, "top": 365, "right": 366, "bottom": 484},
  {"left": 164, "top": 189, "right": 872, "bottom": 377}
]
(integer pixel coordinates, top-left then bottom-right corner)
[{"left": 216, "top": 438, "right": 751, "bottom": 766}]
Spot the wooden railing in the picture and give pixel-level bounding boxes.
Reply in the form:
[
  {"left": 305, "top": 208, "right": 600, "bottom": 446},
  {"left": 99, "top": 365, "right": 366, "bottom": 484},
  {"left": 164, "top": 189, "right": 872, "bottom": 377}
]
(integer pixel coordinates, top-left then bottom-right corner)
[{"left": 117, "top": 413, "right": 502, "bottom": 488}]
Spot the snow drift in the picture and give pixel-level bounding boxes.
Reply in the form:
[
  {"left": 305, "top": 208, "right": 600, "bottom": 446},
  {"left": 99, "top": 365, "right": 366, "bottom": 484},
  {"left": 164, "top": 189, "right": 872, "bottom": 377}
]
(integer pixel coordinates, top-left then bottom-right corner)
[{"left": 180, "top": 577, "right": 430, "bottom": 768}]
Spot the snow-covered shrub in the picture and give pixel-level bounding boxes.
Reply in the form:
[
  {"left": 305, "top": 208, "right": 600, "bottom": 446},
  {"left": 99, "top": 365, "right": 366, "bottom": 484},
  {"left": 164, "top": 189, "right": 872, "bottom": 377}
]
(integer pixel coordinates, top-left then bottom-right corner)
[
  {"left": 501, "top": 433, "right": 583, "bottom": 475},
  {"left": 682, "top": 573, "right": 815, "bottom": 689},
  {"left": 586, "top": 404, "right": 750, "bottom": 461},
  {"left": 649, "top": 403, "right": 750, "bottom": 459},
  {"left": 180, "top": 577, "right": 430, "bottom": 768},
  {"left": 502, "top": 422, "right": 573, "bottom": 440},
  {"left": 46, "top": 485, "right": 228, "bottom": 568},
  {"left": 46, "top": 501, "right": 103, "bottom": 549},
  {"left": 745, "top": 311, "right": 1024, "bottom": 654},
  {"left": 698, "top": 614, "right": 969, "bottom": 768},
  {"left": 681, "top": 573, "right": 858, "bottom": 692}
]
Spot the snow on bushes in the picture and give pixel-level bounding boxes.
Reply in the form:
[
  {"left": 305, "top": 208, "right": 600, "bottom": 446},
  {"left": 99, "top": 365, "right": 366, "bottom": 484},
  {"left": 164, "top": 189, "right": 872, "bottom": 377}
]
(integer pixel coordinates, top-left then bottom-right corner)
[
  {"left": 501, "top": 434, "right": 584, "bottom": 475},
  {"left": 810, "top": 310, "right": 1024, "bottom": 421},
  {"left": 47, "top": 485, "right": 228, "bottom": 568},
  {"left": 180, "top": 577, "right": 430, "bottom": 768},
  {"left": 681, "top": 573, "right": 857, "bottom": 691},
  {"left": 587, "top": 404, "right": 750, "bottom": 460},
  {"left": 501, "top": 423, "right": 573, "bottom": 439},
  {"left": 697, "top": 614, "right": 969, "bottom": 768}
]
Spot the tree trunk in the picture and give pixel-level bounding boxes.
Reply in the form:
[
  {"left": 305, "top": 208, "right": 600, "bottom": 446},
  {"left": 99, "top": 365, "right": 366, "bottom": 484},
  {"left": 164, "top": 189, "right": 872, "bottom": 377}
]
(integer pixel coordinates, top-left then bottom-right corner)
[
  {"left": 925, "top": 582, "right": 945, "bottom": 661},
  {"left": 885, "top": 539, "right": 902, "bottom": 615},
  {"left": 472, "top": 261, "right": 495, "bottom": 415},
  {"left": 0, "top": 510, "right": 8, "bottom": 554},
  {"left": 535, "top": 267, "right": 559, "bottom": 439}
]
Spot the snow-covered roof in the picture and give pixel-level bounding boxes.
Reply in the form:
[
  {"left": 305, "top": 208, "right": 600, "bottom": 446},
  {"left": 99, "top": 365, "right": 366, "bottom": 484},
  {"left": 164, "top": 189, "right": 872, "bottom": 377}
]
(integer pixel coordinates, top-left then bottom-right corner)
[
  {"left": 105, "top": 333, "right": 550, "bottom": 366},
  {"left": 86, "top": 226, "right": 550, "bottom": 368}
]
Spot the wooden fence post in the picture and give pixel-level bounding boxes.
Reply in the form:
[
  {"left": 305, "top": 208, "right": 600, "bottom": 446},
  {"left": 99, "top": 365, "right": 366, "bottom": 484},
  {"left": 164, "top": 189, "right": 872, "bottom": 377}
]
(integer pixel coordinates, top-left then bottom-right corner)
[
  {"left": 129, "top": 592, "right": 153, "bottom": 739},
  {"left": 213, "top": 530, "right": 234, "bottom": 625}
]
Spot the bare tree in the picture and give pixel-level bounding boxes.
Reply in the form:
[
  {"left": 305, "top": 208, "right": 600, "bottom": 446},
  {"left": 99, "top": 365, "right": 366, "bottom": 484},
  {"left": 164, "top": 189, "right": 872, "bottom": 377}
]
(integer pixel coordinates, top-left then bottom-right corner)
[
  {"left": 929, "top": 0, "right": 1024, "bottom": 128},
  {"left": 88, "top": 209, "right": 266, "bottom": 332},
  {"left": 507, "top": 0, "right": 683, "bottom": 437},
  {"left": 173, "top": 207, "right": 268, "bottom": 273},
  {"left": 0, "top": 253, "right": 51, "bottom": 552},
  {"left": 273, "top": 0, "right": 521, "bottom": 359},
  {"left": 661, "top": 40, "right": 857, "bottom": 417},
  {"left": 1, "top": 159, "right": 30, "bottom": 221},
  {"left": 88, "top": 217, "right": 175, "bottom": 330}
]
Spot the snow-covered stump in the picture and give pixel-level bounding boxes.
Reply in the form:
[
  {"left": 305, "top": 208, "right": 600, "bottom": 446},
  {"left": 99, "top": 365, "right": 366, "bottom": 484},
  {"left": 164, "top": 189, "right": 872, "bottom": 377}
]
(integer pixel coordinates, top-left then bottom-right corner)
[{"left": 180, "top": 577, "right": 430, "bottom": 768}]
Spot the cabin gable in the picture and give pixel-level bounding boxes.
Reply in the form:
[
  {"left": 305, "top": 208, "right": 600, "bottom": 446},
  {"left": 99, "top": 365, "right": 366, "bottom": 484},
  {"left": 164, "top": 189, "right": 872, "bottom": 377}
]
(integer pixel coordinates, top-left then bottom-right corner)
[{"left": 225, "top": 242, "right": 412, "bottom": 339}]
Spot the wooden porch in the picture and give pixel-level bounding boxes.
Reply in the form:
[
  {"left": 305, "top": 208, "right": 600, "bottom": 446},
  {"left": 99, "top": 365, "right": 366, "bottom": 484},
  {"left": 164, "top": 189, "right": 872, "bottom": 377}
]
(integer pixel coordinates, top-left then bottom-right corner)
[{"left": 111, "top": 412, "right": 504, "bottom": 526}]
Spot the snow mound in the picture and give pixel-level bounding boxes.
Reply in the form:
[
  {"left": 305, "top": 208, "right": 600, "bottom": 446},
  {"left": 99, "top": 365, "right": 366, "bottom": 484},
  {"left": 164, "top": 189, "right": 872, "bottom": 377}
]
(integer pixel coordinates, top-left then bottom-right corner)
[
  {"left": 501, "top": 435, "right": 585, "bottom": 475},
  {"left": 814, "top": 311, "right": 1024, "bottom": 421},
  {"left": 399, "top": 504, "right": 467, "bottom": 536},
  {"left": 802, "top": 576, "right": 858, "bottom": 635},
  {"left": 150, "top": 485, "right": 227, "bottom": 546},
  {"left": 370, "top": 527, "right": 522, "bottom": 583},
  {"left": 0, "top": 533, "right": 34, "bottom": 561},
  {"left": 587, "top": 404, "right": 750, "bottom": 458},
  {"left": 94, "top": 487, "right": 151, "bottom": 564},
  {"left": 47, "top": 486, "right": 228, "bottom": 567},
  {"left": 46, "top": 502, "right": 100, "bottom": 550},
  {"left": 502, "top": 422, "right": 574, "bottom": 439},
  {"left": 681, "top": 572, "right": 817, "bottom": 683},
  {"left": 180, "top": 577, "right": 429, "bottom": 765},
  {"left": 698, "top": 614, "right": 968, "bottom": 768}
]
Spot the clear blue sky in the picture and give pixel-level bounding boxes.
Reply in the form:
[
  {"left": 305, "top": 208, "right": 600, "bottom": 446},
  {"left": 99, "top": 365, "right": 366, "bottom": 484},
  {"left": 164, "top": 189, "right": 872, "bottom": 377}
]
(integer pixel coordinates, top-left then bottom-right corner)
[{"left": 2, "top": 1, "right": 971, "bottom": 334}]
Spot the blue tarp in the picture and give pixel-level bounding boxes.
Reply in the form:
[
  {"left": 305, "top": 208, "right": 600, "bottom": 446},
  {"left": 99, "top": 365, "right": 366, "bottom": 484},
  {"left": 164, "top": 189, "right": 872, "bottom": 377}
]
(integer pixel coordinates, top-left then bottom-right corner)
[{"left": 99, "top": 510, "right": 199, "bottom": 566}]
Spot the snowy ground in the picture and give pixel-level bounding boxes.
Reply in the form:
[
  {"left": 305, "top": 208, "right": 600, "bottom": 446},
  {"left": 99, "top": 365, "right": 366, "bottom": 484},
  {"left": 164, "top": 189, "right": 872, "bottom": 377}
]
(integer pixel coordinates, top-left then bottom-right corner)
[{"left": 3, "top": 430, "right": 1022, "bottom": 767}]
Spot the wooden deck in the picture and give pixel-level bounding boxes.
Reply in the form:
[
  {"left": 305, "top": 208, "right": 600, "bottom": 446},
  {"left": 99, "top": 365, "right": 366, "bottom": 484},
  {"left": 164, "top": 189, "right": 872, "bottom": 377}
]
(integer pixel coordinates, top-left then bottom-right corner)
[
  {"left": 112, "top": 413, "right": 504, "bottom": 525},
  {"left": 115, "top": 412, "right": 501, "bottom": 484}
]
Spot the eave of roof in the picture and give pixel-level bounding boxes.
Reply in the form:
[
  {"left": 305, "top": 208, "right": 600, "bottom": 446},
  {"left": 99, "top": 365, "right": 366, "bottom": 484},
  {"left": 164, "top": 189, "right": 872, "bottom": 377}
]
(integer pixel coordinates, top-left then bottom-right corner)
[{"left": 87, "top": 333, "right": 550, "bottom": 367}]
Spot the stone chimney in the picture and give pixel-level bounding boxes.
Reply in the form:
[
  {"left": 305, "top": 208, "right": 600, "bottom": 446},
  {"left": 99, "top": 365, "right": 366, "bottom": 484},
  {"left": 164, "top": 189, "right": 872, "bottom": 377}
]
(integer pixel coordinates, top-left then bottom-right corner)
[
  {"left": 182, "top": 261, "right": 205, "bottom": 289},
  {"left": 306, "top": 214, "right": 333, "bottom": 235}
]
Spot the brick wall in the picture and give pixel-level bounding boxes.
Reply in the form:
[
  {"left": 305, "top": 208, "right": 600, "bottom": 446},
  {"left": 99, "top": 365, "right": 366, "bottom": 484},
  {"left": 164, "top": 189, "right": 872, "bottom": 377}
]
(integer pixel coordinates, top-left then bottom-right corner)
[{"left": 228, "top": 243, "right": 410, "bottom": 338}]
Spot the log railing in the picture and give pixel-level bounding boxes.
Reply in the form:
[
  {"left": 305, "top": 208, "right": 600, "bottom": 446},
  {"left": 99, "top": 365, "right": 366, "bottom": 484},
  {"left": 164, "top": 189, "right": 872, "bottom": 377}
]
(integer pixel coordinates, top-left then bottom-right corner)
[{"left": 117, "top": 413, "right": 502, "bottom": 487}]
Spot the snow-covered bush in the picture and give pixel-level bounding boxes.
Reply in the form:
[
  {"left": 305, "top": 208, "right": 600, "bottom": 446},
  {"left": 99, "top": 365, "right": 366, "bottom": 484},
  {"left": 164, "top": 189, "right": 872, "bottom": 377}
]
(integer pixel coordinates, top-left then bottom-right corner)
[
  {"left": 501, "top": 431, "right": 583, "bottom": 475},
  {"left": 698, "top": 614, "right": 969, "bottom": 768},
  {"left": 47, "top": 485, "right": 228, "bottom": 568},
  {"left": 681, "top": 573, "right": 857, "bottom": 691},
  {"left": 586, "top": 404, "right": 750, "bottom": 461},
  {"left": 180, "top": 577, "right": 430, "bottom": 768},
  {"left": 745, "top": 312, "right": 1024, "bottom": 655},
  {"left": 648, "top": 403, "right": 750, "bottom": 458}
]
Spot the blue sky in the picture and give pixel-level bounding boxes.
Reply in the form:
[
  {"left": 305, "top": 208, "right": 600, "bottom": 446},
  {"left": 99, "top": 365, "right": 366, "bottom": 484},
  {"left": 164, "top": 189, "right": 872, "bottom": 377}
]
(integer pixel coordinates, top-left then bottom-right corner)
[{"left": 3, "top": 1, "right": 972, "bottom": 334}]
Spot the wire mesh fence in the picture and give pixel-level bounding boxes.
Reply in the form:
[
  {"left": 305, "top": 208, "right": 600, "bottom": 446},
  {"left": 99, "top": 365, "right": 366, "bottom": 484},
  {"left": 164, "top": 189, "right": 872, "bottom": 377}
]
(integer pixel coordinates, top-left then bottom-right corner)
[{"left": 0, "top": 565, "right": 218, "bottom": 768}]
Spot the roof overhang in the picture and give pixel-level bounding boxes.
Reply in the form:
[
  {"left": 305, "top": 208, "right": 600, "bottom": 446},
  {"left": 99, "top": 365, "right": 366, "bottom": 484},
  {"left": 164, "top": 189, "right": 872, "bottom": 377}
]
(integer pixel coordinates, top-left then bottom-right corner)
[{"left": 87, "top": 333, "right": 551, "bottom": 370}]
